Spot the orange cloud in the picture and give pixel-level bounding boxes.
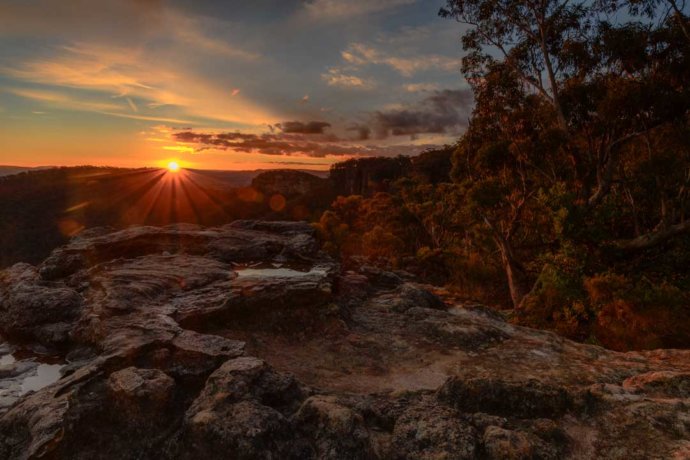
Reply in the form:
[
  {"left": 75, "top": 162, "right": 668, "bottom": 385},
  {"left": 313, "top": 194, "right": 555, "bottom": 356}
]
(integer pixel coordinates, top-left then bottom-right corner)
[
  {"left": 340, "top": 42, "right": 458, "bottom": 77},
  {"left": 321, "top": 69, "right": 374, "bottom": 89},
  {"left": 2, "top": 41, "right": 278, "bottom": 126}
]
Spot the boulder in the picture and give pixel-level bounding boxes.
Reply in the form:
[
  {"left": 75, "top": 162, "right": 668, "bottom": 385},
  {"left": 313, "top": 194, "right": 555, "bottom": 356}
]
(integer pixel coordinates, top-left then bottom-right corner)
[
  {"left": 294, "top": 395, "right": 375, "bottom": 459},
  {"left": 391, "top": 402, "right": 478, "bottom": 459},
  {"left": 0, "top": 263, "right": 81, "bottom": 345}
]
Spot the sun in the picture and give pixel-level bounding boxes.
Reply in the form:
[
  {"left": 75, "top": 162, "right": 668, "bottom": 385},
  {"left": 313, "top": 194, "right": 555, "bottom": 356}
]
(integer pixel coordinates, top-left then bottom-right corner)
[{"left": 167, "top": 161, "right": 180, "bottom": 172}]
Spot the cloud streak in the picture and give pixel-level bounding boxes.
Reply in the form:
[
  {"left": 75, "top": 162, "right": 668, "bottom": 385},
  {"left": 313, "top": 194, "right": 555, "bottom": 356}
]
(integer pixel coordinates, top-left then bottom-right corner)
[
  {"left": 2, "top": 41, "right": 275, "bottom": 126},
  {"left": 321, "top": 69, "right": 375, "bottom": 89},
  {"left": 304, "top": 0, "right": 416, "bottom": 20},
  {"left": 340, "top": 43, "right": 459, "bottom": 77}
]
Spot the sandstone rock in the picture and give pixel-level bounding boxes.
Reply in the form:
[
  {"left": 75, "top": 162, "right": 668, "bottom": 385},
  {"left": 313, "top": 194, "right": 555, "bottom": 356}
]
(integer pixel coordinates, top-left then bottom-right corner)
[
  {"left": 107, "top": 367, "right": 175, "bottom": 410},
  {"left": 359, "top": 264, "right": 404, "bottom": 288},
  {"left": 482, "top": 426, "right": 558, "bottom": 460},
  {"left": 0, "top": 222, "right": 688, "bottom": 459},
  {"left": 229, "top": 219, "right": 316, "bottom": 235},
  {"left": 437, "top": 377, "right": 574, "bottom": 419},
  {"left": 0, "top": 263, "right": 81, "bottom": 345},
  {"left": 178, "top": 357, "right": 303, "bottom": 459},
  {"left": 294, "top": 395, "right": 375, "bottom": 459},
  {"left": 622, "top": 371, "right": 690, "bottom": 398},
  {"left": 181, "top": 399, "right": 291, "bottom": 459},
  {"left": 165, "top": 330, "right": 245, "bottom": 379},
  {"left": 370, "top": 284, "right": 446, "bottom": 313},
  {"left": 391, "top": 402, "right": 478, "bottom": 459},
  {"left": 188, "top": 357, "right": 303, "bottom": 412},
  {"left": 0, "top": 363, "right": 98, "bottom": 459}
]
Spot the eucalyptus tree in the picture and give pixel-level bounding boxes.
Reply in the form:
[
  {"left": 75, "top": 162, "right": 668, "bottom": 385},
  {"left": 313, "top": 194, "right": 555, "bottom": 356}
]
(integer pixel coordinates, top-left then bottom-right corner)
[{"left": 441, "top": 0, "right": 690, "bottom": 307}]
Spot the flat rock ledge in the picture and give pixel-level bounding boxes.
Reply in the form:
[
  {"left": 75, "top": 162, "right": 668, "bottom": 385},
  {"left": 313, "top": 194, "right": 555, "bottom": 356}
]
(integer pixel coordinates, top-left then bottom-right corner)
[{"left": 0, "top": 221, "right": 688, "bottom": 459}]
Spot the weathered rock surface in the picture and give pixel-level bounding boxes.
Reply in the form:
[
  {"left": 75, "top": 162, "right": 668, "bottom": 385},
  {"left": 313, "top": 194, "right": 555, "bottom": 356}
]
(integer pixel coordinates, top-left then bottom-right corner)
[{"left": 0, "top": 222, "right": 689, "bottom": 459}]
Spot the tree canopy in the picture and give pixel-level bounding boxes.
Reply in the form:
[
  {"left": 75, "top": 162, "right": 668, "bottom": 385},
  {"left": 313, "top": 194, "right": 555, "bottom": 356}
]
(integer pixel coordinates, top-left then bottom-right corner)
[{"left": 318, "top": 0, "right": 690, "bottom": 350}]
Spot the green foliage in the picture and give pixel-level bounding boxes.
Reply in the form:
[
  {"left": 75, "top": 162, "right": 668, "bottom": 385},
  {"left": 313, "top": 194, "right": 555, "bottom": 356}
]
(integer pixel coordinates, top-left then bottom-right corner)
[
  {"left": 467, "top": 179, "right": 506, "bottom": 211},
  {"left": 584, "top": 272, "right": 690, "bottom": 350},
  {"left": 410, "top": 147, "right": 454, "bottom": 184},
  {"left": 314, "top": 192, "right": 428, "bottom": 268},
  {"left": 586, "top": 273, "right": 687, "bottom": 313},
  {"left": 519, "top": 251, "right": 591, "bottom": 340},
  {"left": 443, "top": 249, "right": 509, "bottom": 303},
  {"left": 477, "top": 141, "right": 510, "bottom": 171},
  {"left": 362, "top": 226, "right": 405, "bottom": 266},
  {"left": 314, "top": 210, "right": 350, "bottom": 256}
]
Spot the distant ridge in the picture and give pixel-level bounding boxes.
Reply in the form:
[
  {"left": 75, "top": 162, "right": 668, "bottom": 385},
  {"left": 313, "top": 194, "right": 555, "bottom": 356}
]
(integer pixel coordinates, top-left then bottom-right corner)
[
  {"left": 0, "top": 165, "right": 336, "bottom": 268},
  {"left": 184, "top": 167, "right": 328, "bottom": 188},
  {"left": 0, "top": 165, "right": 328, "bottom": 184},
  {"left": 0, "top": 165, "right": 54, "bottom": 177}
]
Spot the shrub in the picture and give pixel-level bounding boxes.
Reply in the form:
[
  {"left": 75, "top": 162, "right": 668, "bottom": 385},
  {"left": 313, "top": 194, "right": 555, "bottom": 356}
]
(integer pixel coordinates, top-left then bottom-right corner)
[
  {"left": 585, "top": 273, "right": 690, "bottom": 350},
  {"left": 517, "top": 264, "right": 590, "bottom": 340}
]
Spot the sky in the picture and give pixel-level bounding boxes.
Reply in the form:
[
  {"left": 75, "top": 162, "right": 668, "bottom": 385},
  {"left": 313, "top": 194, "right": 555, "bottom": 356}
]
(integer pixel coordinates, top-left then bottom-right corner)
[{"left": 0, "top": 0, "right": 472, "bottom": 171}]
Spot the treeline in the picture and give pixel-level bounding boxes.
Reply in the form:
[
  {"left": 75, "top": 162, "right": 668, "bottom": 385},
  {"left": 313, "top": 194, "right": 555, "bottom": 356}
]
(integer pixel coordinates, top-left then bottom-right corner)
[{"left": 316, "top": 0, "right": 690, "bottom": 351}]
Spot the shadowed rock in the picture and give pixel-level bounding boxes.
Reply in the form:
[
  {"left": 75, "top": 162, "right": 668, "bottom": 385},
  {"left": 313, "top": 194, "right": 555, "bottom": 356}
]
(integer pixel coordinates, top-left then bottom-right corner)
[
  {"left": 294, "top": 395, "right": 375, "bottom": 459},
  {"left": 391, "top": 401, "right": 478, "bottom": 460},
  {"left": 437, "top": 377, "right": 574, "bottom": 419},
  {"left": 0, "top": 264, "right": 81, "bottom": 345}
]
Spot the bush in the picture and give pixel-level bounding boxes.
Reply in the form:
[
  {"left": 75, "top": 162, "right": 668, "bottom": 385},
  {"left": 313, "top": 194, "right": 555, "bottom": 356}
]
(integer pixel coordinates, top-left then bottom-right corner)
[
  {"left": 362, "top": 226, "right": 405, "bottom": 266},
  {"left": 585, "top": 273, "right": 690, "bottom": 350},
  {"left": 517, "top": 264, "right": 590, "bottom": 340},
  {"left": 443, "top": 250, "right": 508, "bottom": 304}
]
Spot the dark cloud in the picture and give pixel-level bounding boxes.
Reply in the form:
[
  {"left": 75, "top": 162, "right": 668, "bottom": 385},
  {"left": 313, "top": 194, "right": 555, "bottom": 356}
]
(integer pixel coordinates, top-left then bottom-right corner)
[
  {"left": 173, "top": 129, "right": 436, "bottom": 158},
  {"left": 171, "top": 90, "right": 471, "bottom": 159},
  {"left": 371, "top": 89, "right": 473, "bottom": 139},
  {"left": 175, "top": 130, "right": 344, "bottom": 157},
  {"left": 346, "top": 123, "right": 371, "bottom": 141},
  {"left": 276, "top": 121, "right": 332, "bottom": 134}
]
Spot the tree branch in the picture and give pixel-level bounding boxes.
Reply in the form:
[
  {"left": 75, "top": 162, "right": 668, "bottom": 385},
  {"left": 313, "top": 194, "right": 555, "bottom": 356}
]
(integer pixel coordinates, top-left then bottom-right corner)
[{"left": 613, "top": 219, "right": 690, "bottom": 251}]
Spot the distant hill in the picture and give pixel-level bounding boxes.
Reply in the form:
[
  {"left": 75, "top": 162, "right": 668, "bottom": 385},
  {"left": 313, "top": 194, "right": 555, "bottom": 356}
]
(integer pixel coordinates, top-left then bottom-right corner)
[
  {"left": 0, "top": 166, "right": 327, "bottom": 184},
  {"left": 0, "top": 165, "right": 53, "bottom": 177},
  {"left": 0, "top": 166, "right": 333, "bottom": 267},
  {"left": 184, "top": 168, "right": 328, "bottom": 188}
]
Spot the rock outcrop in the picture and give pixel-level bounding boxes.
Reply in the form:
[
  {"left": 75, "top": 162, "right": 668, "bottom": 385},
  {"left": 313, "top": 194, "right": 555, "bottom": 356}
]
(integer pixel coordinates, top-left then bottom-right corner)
[
  {"left": 251, "top": 170, "right": 330, "bottom": 199},
  {"left": 0, "top": 222, "right": 689, "bottom": 459}
]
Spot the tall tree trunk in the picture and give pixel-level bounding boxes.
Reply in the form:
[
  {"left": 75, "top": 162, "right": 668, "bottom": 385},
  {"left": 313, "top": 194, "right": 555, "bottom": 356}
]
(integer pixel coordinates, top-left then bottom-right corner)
[
  {"left": 495, "top": 235, "right": 530, "bottom": 308},
  {"left": 537, "top": 25, "right": 568, "bottom": 132}
]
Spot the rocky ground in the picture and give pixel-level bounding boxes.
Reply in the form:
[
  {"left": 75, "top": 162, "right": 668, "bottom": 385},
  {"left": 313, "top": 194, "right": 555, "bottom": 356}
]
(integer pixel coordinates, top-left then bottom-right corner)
[{"left": 0, "top": 221, "right": 689, "bottom": 459}]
